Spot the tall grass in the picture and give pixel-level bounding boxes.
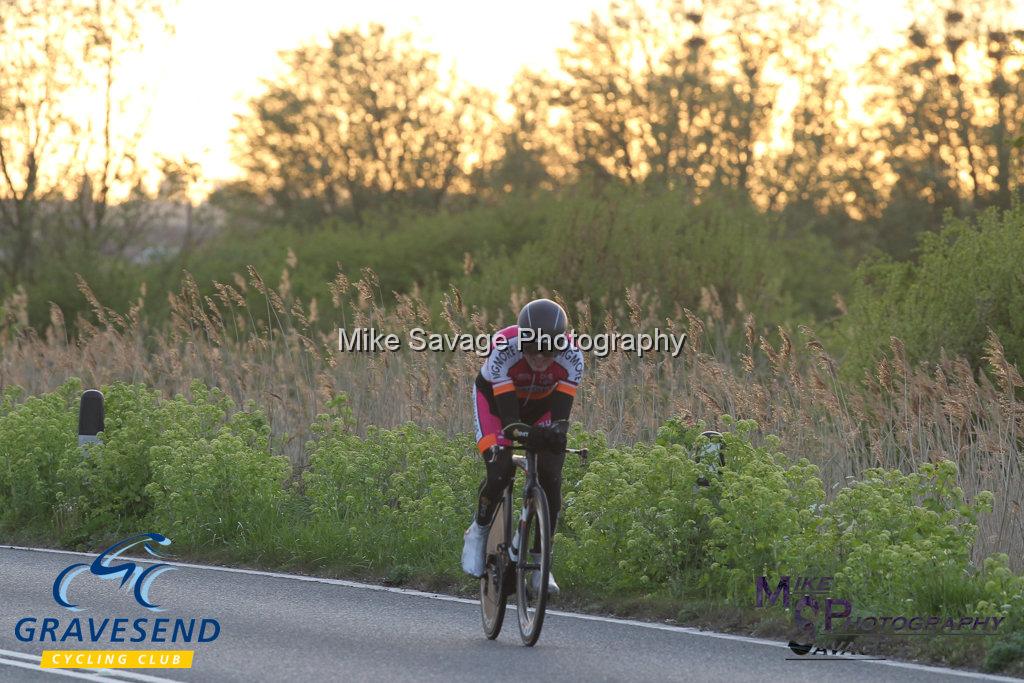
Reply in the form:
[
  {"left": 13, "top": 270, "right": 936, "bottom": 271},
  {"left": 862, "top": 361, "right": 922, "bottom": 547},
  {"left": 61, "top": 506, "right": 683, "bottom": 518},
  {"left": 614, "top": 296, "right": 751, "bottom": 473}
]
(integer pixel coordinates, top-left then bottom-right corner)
[{"left": 0, "top": 263, "right": 1020, "bottom": 566}]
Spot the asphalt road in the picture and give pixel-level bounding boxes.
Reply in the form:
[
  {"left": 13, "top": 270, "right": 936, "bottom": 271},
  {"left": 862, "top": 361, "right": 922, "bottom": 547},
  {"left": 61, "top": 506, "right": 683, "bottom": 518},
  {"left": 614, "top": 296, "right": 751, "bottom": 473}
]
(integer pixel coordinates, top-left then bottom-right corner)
[{"left": 0, "top": 546, "right": 1018, "bottom": 682}]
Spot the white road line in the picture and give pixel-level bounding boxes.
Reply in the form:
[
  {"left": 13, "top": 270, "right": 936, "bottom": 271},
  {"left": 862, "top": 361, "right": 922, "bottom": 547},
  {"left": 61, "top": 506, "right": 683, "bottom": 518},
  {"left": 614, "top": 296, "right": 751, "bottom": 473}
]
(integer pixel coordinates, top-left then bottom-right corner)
[
  {"left": 0, "top": 656, "right": 123, "bottom": 682},
  {"left": 0, "top": 650, "right": 182, "bottom": 683},
  {"left": 3, "top": 544, "right": 1020, "bottom": 682}
]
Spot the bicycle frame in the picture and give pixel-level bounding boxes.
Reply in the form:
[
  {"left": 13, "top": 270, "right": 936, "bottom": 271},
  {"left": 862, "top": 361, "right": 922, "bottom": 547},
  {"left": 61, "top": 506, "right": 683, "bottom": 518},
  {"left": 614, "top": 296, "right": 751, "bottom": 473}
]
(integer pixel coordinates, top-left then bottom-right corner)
[
  {"left": 487, "top": 449, "right": 541, "bottom": 597},
  {"left": 509, "top": 450, "right": 539, "bottom": 575},
  {"left": 500, "top": 429, "right": 587, "bottom": 577},
  {"left": 480, "top": 420, "right": 588, "bottom": 645}
]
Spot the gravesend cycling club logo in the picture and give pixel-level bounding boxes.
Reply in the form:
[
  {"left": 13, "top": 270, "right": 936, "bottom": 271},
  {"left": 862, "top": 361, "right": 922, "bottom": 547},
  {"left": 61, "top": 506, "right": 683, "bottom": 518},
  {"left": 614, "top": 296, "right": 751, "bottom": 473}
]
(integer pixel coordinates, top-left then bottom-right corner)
[
  {"left": 14, "top": 532, "right": 221, "bottom": 670},
  {"left": 53, "top": 532, "right": 176, "bottom": 611}
]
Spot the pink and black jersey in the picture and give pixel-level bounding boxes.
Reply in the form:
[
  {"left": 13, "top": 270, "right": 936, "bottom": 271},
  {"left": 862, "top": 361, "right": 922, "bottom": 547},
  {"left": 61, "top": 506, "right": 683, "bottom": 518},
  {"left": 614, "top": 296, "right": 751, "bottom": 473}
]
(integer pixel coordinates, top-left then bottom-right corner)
[
  {"left": 473, "top": 325, "right": 584, "bottom": 452},
  {"left": 478, "top": 325, "right": 583, "bottom": 402}
]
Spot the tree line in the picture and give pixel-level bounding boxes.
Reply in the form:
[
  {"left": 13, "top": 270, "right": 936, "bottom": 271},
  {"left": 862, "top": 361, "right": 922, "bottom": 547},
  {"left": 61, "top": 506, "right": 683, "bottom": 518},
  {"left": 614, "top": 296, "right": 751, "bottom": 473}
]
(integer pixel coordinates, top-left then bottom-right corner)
[
  {"left": 223, "top": 0, "right": 1024, "bottom": 253},
  {"left": 2, "top": 0, "right": 1022, "bottom": 350}
]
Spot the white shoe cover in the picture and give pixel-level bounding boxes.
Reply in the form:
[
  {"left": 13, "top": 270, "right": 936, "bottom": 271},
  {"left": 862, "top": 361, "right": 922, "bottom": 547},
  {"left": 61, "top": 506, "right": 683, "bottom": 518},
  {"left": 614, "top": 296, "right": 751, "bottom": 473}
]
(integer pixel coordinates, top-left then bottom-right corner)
[{"left": 461, "top": 520, "right": 490, "bottom": 577}]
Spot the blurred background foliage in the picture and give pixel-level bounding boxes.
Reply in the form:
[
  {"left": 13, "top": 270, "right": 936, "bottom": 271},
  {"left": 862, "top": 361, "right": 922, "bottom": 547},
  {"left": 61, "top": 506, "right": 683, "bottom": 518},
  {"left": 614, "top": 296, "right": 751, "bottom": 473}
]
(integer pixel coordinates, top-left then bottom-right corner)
[{"left": 2, "top": 0, "right": 1023, "bottom": 379}]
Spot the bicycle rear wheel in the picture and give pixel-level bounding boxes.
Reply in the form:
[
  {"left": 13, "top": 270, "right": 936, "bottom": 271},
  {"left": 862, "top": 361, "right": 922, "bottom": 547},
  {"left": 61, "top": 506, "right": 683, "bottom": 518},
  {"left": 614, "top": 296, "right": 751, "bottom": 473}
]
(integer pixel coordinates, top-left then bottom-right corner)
[
  {"left": 480, "top": 498, "right": 508, "bottom": 639},
  {"left": 515, "top": 485, "right": 551, "bottom": 646}
]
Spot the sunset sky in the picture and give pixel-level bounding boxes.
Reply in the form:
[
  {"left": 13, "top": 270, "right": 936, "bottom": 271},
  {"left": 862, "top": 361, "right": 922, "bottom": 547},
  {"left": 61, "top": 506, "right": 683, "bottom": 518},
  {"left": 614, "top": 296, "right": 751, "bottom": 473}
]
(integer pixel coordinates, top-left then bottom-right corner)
[
  {"left": 124, "top": 0, "right": 1022, "bottom": 194},
  {"left": 137, "top": 0, "right": 625, "bottom": 187}
]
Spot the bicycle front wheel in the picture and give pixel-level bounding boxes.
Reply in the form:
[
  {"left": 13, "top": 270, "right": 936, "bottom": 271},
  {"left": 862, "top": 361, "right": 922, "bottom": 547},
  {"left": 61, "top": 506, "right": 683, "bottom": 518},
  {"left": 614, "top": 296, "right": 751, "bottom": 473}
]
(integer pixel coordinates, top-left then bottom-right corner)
[
  {"left": 515, "top": 485, "right": 551, "bottom": 646},
  {"left": 480, "top": 497, "right": 508, "bottom": 639}
]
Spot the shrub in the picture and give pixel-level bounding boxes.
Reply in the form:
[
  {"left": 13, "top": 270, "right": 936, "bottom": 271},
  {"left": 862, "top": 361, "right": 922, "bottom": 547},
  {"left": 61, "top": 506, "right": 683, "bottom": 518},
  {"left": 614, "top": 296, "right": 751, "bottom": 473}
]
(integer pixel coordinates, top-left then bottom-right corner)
[
  {"left": 558, "top": 438, "right": 704, "bottom": 594},
  {"left": 302, "top": 418, "right": 479, "bottom": 578},
  {"left": 559, "top": 417, "right": 826, "bottom": 602},
  {"left": 73, "top": 383, "right": 168, "bottom": 541},
  {"left": 2, "top": 378, "right": 1022, "bottom": 670},
  {"left": 840, "top": 204, "right": 1024, "bottom": 380},
  {"left": 975, "top": 553, "right": 1024, "bottom": 626},
  {"left": 0, "top": 379, "right": 82, "bottom": 538},
  {"left": 0, "top": 379, "right": 296, "bottom": 553},
  {"left": 985, "top": 631, "right": 1024, "bottom": 673},
  {"left": 698, "top": 419, "right": 824, "bottom": 602},
  {"left": 447, "top": 185, "right": 845, "bottom": 328},
  {"left": 144, "top": 383, "right": 292, "bottom": 552},
  {"left": 820, "top": 461, "right": 993, "bottom": 615}
]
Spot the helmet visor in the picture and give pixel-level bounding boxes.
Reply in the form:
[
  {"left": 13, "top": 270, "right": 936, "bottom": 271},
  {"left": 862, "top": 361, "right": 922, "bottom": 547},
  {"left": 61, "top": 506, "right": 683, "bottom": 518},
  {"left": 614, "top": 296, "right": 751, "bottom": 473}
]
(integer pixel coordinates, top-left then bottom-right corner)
[{"left": 520, "top": 331, "right": 564, "bottom": 357}]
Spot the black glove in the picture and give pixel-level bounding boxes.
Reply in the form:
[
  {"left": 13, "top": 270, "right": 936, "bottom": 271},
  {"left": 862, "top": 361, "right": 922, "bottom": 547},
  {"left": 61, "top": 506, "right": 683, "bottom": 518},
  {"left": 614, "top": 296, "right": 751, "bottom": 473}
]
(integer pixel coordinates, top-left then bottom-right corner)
[{"left": 526, "top": 424, "right": 567, "bottom": 453}]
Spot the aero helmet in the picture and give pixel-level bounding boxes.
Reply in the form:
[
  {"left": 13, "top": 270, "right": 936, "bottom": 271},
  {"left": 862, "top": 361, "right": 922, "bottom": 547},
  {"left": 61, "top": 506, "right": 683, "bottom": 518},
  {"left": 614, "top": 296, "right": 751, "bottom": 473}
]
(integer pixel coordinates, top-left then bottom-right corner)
[{"left": 517, "top": 298, "right": 568, "bottom": 354}]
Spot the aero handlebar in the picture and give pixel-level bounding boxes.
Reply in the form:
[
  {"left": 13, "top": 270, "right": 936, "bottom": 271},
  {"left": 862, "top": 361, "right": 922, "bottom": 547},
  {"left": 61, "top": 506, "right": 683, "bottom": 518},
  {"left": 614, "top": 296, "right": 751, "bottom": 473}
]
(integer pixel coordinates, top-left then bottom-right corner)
[{"left": 501, "top": 421, "right": 588, "bottom": 465}]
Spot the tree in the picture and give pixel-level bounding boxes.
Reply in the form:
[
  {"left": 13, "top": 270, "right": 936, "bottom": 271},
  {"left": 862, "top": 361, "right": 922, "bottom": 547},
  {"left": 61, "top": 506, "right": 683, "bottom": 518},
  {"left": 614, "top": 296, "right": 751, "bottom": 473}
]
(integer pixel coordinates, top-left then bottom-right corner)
[
  {"left": 507, "top": 0, "right": 828, "bottom": 202},
  {"left": 233, "top": 24, "right": 500, "bottom": 226},
  {"left": 157, "top": 155, "right": 206, "bottom": 257},
  {"left": 0, "top": 0, "right": 168, "bottom": 290},
  {"left": 0, "top": 0, "right": 81, "bottom": 288},
  {"left": 854, "top": 4, "right": 1024, "bottom": 255},
  {"left": 483, "top": 69, "right": 564, "bottom": 194},
  {"left": 547, "top": 0, "right": 718, "bottom": 187}
]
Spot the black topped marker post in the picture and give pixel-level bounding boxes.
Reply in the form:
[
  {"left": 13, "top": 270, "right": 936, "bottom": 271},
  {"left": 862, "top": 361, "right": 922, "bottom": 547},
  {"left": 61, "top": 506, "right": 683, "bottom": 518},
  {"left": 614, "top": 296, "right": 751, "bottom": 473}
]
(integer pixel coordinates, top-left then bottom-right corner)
[{"left": 78, "top": 389, "right": 105, "bottom": 450}]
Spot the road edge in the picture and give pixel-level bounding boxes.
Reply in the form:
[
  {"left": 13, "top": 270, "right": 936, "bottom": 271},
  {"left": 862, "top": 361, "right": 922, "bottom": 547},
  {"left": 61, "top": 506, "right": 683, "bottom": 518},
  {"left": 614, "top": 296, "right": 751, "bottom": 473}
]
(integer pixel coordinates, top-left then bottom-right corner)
[{"left": 2, "top": 544, "right": 1020, "bottom": 682}]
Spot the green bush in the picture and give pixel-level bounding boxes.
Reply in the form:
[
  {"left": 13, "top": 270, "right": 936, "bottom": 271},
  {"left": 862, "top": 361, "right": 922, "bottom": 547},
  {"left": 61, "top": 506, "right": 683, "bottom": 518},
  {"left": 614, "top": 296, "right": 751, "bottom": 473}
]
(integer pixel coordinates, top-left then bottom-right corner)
[
  {"left": 179, "top": 191, "right": 552, "bottom": 326},
  {"left": 154, "top": 184, "right": 848, "bottom": 339},
  {"left": 446, "top": 185, "right": 846, "bottom": 328},
  {"left": 819, "top": 462, "right": 992, "bottom": 615},
  {"left": 700, "top": 420, "right": 824, "bottom": 602},
  {"left": 839, "top": 203, "right": 1024, "bottom": 380},
  {"left": 144, "top": 383, "right": 292, "bottom": 552},
  {"left": 558, "top": 417, "right": 825, "bottom": 601},
  {"left": 558, "top": 439, "right": 704, "bottom": 594},
  {"left": 0, "top": 380, "right": 82, "bottom": 537},
  {"left": 301, "top": 418, "right": 479, "bottom": 578},
  {"left": 975, "top": 553, "right": 1024, "bottom": 626},
  {"left": 985, "top": 631, "right": 1024, "bottom": 673},
  {"left": 0, "top": 379, "right": 294, "bottom": 552},
  {"left": 71, "top": 383, "right": 170, "bottom": 542}
]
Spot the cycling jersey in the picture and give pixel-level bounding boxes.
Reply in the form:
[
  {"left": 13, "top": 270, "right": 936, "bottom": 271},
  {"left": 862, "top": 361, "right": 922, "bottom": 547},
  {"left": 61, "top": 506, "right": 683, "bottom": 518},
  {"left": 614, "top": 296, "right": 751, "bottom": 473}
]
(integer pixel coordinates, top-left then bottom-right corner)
[
  {"left": 473, "top": 324, "right": 583, "bottom": 452},
  {"left": 478, "top": 325, "right": 582, "bottom": 399}
]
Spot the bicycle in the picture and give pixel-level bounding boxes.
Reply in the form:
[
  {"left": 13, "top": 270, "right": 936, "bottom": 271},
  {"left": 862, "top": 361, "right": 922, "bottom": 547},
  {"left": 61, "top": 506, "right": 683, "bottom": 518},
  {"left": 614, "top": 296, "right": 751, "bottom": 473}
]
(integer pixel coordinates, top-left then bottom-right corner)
[
  {"left": 479, "top": 419, "right": 588, "bottom": 646},
  {"left": 694, "top": 430, "right": 725, "bottom": 487}
]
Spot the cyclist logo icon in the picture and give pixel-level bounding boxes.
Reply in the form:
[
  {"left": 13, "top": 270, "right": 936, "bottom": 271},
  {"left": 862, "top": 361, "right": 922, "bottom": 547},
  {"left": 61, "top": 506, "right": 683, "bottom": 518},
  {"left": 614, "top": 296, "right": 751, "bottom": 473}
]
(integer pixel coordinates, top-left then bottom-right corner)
[{"left": 52, "top": 532, "right": 177, "bottom": 612}]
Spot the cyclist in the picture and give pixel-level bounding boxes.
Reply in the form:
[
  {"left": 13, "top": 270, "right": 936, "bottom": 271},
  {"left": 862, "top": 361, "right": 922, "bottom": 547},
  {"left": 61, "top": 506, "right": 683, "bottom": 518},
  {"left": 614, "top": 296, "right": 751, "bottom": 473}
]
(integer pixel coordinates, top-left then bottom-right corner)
[{"left": 461, "top": 298, "right": 584, "bottom": 594}]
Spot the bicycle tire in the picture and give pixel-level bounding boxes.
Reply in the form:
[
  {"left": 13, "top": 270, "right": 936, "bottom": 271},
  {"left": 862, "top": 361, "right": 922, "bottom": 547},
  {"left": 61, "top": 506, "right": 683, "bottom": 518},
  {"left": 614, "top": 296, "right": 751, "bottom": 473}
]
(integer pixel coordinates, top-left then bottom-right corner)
[
  {"left": 480, "top": 497, "right": 508, "bottom": 639},
  {"left": 516, "top": 485, "right": 551, "bottom": 646}
]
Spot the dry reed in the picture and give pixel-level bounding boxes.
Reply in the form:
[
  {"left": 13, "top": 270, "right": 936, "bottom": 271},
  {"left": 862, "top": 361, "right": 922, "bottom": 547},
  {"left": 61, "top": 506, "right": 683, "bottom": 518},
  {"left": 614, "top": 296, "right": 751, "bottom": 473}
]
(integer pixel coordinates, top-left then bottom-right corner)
[{"left": 1, "top": 265, "right": 1020, "bottom": 567}]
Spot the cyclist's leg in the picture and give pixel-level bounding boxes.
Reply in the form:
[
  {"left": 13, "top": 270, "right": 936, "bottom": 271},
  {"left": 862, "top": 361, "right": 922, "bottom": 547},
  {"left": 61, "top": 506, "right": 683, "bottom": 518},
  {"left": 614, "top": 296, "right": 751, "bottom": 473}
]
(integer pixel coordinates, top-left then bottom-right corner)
[
  {"left": 525, "top": 409, "right": 565, "bottom": 553},
  {"left": 473, "top": 386, "right": 514, "bottom": 526}
]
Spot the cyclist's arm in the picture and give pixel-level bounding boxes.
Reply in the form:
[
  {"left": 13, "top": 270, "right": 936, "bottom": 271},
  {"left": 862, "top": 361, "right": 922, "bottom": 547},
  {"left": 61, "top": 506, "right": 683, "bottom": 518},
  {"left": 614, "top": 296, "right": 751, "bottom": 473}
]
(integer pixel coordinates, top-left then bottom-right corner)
[
  {"left": 549, "top": 391, "right": 573, "bottom": 423},
  {"left": 481, "top": 333, "right": 522, "bottom": 428},
  {"left": 495, "top": 391, "right": 522, "bottom": 428},
  {"left": 550, "top": 346, "right": 583, "bottom": 422}
]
